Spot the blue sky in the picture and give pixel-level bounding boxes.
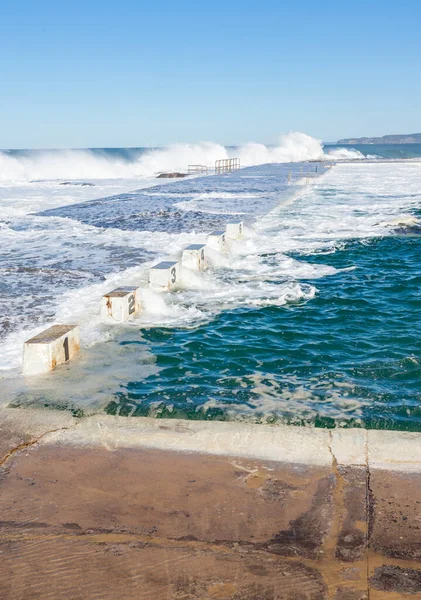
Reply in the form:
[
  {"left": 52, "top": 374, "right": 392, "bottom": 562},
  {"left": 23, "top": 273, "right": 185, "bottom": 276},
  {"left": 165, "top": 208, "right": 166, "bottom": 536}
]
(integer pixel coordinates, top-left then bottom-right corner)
[{"left": 1, "top": 0, "right": 420, "bottom": 148}]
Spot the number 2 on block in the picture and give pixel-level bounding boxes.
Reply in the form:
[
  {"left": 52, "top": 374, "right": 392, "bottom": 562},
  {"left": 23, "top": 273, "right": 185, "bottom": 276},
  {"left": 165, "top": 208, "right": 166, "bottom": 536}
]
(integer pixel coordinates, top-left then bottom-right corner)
[{"left": 128, "top": 294, "right": 135, "bottom": 315}]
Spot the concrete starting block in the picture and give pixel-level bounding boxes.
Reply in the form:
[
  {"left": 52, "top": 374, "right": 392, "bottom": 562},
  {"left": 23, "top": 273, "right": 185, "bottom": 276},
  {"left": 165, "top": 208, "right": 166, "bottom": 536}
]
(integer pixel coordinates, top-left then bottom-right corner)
[
  {"left": 226, "top": 221, "right": 244, "bottom": 240},
  {"left": 101, "top": 287, "right": 141, "bottom": 322},
  {"left": 149, "top": 260, "right": 179, "bottom": 291},
  {"left": 23, "top": 325, "right": 80, "bottom": 376},
  {"left": 207, "top": 230, "right": 227, "bottom": 253},
  {"left": 182, "top": 244, "right": 207, "bottom": 271}
]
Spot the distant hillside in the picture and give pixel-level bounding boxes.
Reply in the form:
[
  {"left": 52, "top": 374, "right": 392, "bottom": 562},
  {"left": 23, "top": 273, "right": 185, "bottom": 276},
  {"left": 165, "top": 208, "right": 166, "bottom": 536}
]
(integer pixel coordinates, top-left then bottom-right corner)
[{"left": 337, "top": 133, "right": 421, "bottom": 145}]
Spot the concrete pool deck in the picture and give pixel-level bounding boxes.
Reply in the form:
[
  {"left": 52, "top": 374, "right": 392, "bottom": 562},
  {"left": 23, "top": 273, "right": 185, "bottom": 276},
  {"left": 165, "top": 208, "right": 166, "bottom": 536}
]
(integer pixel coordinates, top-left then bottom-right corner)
[{"left": 1, "top": 408, "right": 421, "bottom": 599}]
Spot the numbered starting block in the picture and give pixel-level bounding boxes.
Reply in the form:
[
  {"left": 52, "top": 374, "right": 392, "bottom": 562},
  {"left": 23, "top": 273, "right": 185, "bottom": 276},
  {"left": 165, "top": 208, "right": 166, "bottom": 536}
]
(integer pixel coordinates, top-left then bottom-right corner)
[
  {"left": 101, "top": 286, "right": 141, "bottom": 322},
  {"left": 23, "top": 324, "right": 80, "bottom": 376},
  {"left": 226, "top": 221, "right": 244, "bottom": 240},
  {"left": 149, "top": 260, "right": 179, "bottom": 291},
  {"left": 182, "top": 244, "right": 207, "bottom": 271},
  {"left": 207, "top": 230, "right": 227, "bottom": 253}
]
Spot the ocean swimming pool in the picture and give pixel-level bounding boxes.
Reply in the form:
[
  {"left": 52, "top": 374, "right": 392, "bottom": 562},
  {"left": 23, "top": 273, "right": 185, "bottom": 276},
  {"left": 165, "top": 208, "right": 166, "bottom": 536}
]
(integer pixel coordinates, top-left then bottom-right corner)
[{"left": 1, "top": 157, "right": 421, "bottom": 430}]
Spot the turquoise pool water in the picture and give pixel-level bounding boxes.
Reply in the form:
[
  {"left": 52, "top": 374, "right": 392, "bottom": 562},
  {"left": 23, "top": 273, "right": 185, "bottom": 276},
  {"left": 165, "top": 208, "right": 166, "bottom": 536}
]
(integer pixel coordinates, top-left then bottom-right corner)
[{"left": 108, "top": 234, "right": 421, "bottom": 430}]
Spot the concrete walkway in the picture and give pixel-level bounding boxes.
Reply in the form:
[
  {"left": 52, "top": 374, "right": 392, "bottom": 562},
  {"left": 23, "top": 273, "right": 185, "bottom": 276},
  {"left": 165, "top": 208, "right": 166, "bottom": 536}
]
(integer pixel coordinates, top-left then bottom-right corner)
[{"left": 1, "top": 409, "right": 421, "bottom": 599}]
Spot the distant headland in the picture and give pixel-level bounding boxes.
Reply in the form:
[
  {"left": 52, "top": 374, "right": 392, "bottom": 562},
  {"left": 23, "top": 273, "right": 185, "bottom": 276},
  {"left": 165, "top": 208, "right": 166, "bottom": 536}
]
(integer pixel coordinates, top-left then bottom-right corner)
[{"left": 337, "top": 133, "right": 421, "bottom": 144}]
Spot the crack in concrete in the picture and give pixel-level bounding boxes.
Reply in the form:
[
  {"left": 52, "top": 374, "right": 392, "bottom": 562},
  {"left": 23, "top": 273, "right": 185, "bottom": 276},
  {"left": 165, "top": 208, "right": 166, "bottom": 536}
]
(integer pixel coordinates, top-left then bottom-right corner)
[
  {"left": 365, "top": 431, "right": 374, "bottom": 600},
  {"left": 326, "top": 432, "right": 347, "bottom": 599},
  {"left": 326, "top": 434, "right": 347, "bottom": 554},
  {"left": 327, "top": 432, "right": 371, "bottom": 600},
  {"left": 0, "top": 426, "right": 72, "bottom": 470}
]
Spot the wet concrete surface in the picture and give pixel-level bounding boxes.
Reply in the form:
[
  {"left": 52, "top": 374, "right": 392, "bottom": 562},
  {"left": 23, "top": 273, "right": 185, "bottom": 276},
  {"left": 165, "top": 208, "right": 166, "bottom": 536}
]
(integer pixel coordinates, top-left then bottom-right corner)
[{"left": 0, "top": 436, "right": 420, "bottom": 600}]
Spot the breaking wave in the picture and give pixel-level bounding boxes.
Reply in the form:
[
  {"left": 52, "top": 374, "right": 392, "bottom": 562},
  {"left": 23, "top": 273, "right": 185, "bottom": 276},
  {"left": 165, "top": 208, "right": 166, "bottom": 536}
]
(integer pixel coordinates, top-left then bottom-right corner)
[
  {"left": 0, "top": 132, "right": 361, "bottom": 182},
  {"left": 325, "top": 147, "right": 366, "bottom": 160}
]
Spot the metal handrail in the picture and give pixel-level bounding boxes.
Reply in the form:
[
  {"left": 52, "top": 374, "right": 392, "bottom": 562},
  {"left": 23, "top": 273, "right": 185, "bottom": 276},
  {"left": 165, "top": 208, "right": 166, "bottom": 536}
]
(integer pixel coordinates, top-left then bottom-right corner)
[
  {"left": 188, "top": 164, "right": 208, "bottom": 175},
  {"left": 215, "top": 158, "right": 241, "bottom": 174}
]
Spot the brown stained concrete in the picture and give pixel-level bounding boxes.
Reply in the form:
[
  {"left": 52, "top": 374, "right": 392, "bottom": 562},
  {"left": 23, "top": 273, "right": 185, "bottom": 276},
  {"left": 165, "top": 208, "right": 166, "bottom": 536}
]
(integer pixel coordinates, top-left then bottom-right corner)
[
  {"left": 0, "top": 438, "right": 420, "bottom": 598},
  {"left": 369, "top": 470, "right": 421, "bottom": 561},
  {"left": 367, "top": 470, "right": 421, "bottom": 600}
]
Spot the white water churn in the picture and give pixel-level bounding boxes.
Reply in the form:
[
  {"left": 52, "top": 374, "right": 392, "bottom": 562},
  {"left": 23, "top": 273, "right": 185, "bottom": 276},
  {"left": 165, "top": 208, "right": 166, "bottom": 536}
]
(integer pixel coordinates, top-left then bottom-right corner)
[
  {"left": 207, "top": 230, "right": 227, "bottom": 253},
  {"left": 23, "top": 325, "right": 80, "bottom": 376},
  {"left": 226, "top": 221, "right": 244, "bottom": 240},
  {"left": 149, "top": 260, "right": 180, "bottom": 291},
  {"left": 101, "top": 286, "right": 141, "bottom": 322},
  {"left": 182, "top": 244, "right": 207, "bottom": 271}
]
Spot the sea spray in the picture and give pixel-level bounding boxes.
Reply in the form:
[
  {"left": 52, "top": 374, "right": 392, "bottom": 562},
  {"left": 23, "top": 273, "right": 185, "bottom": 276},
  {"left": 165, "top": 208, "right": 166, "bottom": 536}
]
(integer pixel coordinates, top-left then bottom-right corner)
[{"left": 0, "top": 132, "right": 364, "bottom": 183}]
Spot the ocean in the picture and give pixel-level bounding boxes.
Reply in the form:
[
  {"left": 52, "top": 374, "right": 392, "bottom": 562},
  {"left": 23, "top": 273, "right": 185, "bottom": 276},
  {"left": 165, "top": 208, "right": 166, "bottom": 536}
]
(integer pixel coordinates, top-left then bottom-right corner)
[{"left": 1, "top": 136, "right": 421, "bottom": 431}]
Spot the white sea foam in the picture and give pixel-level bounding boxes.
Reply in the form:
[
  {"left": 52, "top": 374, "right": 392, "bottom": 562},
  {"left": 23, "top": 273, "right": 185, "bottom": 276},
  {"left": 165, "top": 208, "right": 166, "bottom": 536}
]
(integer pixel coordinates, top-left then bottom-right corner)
[
  {"left": 325, "top": 147, "right": 366, "bottom": 160},
  {"left": 200, "top": 372, "right": 366, "bottom": 425},
  {"left": 0, "top": 176, "right": 176, "bottom": 217},
  {"left": 381, "top": 215, "right": 420, "bottom": 227},
  {"left": 253, "top": 162, "right": 421, "bottom": 255}
]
